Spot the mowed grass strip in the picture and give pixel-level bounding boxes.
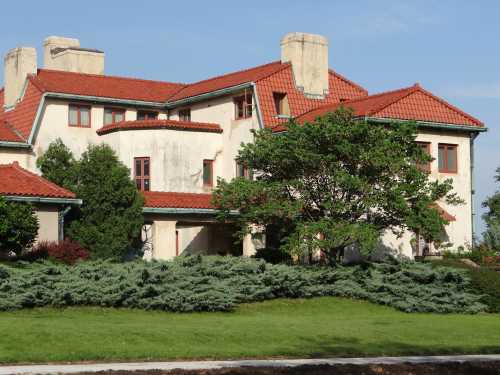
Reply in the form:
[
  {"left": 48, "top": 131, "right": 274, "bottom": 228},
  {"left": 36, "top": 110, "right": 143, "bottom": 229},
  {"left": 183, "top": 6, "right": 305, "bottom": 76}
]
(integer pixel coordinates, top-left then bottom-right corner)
[{"left": 0, "top": 297, "right": 499, "bottom": 364}]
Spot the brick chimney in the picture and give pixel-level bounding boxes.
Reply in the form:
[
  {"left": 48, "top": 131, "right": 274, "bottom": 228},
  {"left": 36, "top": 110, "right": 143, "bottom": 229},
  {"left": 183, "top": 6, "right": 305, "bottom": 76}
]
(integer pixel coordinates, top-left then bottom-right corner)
[
  {"left": 281, "top": 32, "right": 329, "bottom": 98},
  {"left": 3, "top": 47, "right": 37, "bottom": 108},
  {"left": 43, "top": 36, "right": 104, "bottom": 75}
]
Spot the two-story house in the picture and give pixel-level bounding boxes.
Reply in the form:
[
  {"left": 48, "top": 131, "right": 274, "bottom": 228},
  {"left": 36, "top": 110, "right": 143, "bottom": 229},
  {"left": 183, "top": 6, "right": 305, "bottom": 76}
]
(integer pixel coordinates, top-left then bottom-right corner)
[{"left": 0, "top": 33, "right": 485, "bottom": 259}]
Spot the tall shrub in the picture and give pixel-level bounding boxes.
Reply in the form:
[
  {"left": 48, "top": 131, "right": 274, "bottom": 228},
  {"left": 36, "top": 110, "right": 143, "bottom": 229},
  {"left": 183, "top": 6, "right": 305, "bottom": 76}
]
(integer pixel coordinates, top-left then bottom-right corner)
[{"left": 0, "top": 196, "right": 39, "bottom": 257}]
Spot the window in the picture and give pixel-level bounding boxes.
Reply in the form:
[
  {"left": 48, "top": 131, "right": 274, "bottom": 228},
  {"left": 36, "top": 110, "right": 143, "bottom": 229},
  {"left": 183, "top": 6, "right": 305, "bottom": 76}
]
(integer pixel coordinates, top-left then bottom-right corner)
[
  {"left": 178, "top": 108, "right": 191, "bottom": 122},
  {"left": 236, "top": 161, "right": 253, "bottom": 179},
  {"left": 273, "top": 92, "right": 290, "bottom": 117},
  {"left": 134, "top": 157, "right": 150, "bottom": 191},
  {"left": 234, "top": 93, "right": 252, "bottom": 119},
  {"left": 203, "top": 159, "right": 214, "bottom": 187},
  {"left": 137, "top": 110, "right": 158, "bottom": 120},
  {"left": 104, "top": 108, "right": 125, "bottom": 125},
  {"left": 438, "top": 144, "right": 458, "bottom": 173},
  {"left": 68, "top": 104, "right": 91, "bottom": 127},
  {"left": 416, "top": 142, "right": 431, "bottom": 172}
]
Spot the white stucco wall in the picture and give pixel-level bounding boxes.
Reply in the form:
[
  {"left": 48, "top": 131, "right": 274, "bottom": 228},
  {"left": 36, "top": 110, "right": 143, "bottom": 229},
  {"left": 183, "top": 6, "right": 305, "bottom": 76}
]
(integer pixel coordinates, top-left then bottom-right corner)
[
  {"left": 34, "top": 205, "right": 59, "bottom": 243},
  {"left": 380, "top": 129, "right": 473, "bottom": 258},
  {"left": 0, "top": 148, "right": 31, "bottom": 168}
]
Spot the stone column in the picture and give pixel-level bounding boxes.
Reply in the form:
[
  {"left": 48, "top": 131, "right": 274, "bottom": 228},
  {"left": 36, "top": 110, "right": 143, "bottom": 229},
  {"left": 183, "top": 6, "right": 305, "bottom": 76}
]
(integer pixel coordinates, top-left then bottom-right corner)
[
  {"left": 242, "top": 225, "right": 266, "bottom": 257},
  {"left": 152, "top": 219, "right": 177, "bottom": 260}
]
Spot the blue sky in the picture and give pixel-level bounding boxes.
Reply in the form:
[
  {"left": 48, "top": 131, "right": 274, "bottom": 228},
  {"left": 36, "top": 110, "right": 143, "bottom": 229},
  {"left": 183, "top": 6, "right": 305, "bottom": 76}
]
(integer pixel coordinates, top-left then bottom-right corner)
[{"left": 1, "top": 0, "right": 499, "bottom": 239}]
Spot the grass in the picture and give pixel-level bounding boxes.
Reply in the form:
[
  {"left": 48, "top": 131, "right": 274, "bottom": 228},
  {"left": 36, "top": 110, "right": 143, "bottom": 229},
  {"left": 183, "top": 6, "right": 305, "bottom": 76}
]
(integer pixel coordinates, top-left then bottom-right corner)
[{"left": 0, "top": 297, "right": 499, "bottom": 364}]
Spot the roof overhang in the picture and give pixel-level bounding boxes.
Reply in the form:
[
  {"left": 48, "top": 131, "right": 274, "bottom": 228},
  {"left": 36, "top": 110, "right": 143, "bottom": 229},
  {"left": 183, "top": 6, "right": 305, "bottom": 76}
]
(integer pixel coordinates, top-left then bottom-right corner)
[
  {"left": 45, "top": 92, "right": 166, "bottom": 108},
  {"left": 3, "top": 195, "right": 82, "bottom": 205},
  {"left": 364, "top": 117, "right": 487, "bottom": 133},
  {"left": 142, "top": 207, "right": 239, "bottom": 216},
  {"left": 0, "top": 141, "right": 31, "bottom": 149}
]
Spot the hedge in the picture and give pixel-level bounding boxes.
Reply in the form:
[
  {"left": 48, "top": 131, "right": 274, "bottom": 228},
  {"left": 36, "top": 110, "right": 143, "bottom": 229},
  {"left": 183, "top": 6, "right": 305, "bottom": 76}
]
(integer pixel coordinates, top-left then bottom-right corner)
[{"left": 0, "top": 256, "right": 487, "bottom": 313}]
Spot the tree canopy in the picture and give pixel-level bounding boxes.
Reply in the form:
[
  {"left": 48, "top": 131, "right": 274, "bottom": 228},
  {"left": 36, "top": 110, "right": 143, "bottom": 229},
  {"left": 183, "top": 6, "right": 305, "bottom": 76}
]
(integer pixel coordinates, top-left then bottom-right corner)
[
  {"left": 213, "top": 109, "right": 462, "bottom": 262},
  {"left": 37, "top": 141, "right": 144, "bottom": 259},
  {"left": 482, "top": 167, "right": 500, "bottom": 249}
]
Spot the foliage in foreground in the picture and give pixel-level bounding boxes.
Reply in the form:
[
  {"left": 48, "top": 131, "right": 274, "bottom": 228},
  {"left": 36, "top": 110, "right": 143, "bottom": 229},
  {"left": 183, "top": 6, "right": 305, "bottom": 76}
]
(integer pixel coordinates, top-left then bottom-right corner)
[
  {"left": 36, "top": 140, "right": 144, "bottom": 259},
  {"left": 213, "top": 109, "right": 462, "bottom": 263},
  {"left": 0, "top": 256, "right": 486, "bottom": 313},
  {"left": 482, "top": 166, "right": 500, "bottom": 250},
  {"left": 0, "top": 196, "right": 39, "bottom": 257}
]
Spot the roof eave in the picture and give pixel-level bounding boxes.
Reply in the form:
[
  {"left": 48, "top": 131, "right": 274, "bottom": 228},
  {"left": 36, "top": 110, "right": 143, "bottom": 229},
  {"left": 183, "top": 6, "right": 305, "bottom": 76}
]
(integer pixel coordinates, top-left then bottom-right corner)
[
  {"left": 166, "top": 82, "right": 254, "bottom": 108},
  {"left": 364, "top": 116, "right": 487, "bottom": 132},
  {"left": 142, "top": 207, "right": 239, "bottom": 215},
  {"left": 0, "top": 141, "right": 31, "bottom": 149},
  {"left": 3, "top": 195, "right": 82, "bottom": 205}
]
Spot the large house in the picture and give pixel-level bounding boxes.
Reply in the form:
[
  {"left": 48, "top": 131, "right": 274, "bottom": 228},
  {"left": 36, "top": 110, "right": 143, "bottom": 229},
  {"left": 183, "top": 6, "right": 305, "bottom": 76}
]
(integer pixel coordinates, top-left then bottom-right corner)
[{"left": 0, "top": 33, "right": 485, "bottom": 259}]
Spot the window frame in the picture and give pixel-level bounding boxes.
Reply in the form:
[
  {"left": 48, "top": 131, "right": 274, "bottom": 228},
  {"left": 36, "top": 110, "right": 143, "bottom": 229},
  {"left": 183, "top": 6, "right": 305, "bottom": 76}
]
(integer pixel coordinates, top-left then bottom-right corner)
[
  {"left": 438, "top": 143, "right": 458, "bottom": 174},
  {"left": 272, "top": 92, "right": 290, "bottom": 117},
  {"left": 68, "top": 104, "right": 91, "bottom": 128},
  {"left": 178, "top": 108, "right": 191, "bottom": 122},
  {"left": 415, "top": 141, "right": 431, "bottom": 172},
  {"left": 137, "top": 110, "right": 158, "bottom": 121},
  {"left": 104, "top": 107, "right": 126, "bottom": 125},
  {"left": 134, "top": 156, "right": 151, "bottom": 191},
  {"left": 203, "top": 159, "right": 214, "bottom": 187},
  {"left": 236, "top": 160, "right": 253, "bottom": 180},
  {"left": 234, "top": 93, "right": 253, "bottom": 120}
]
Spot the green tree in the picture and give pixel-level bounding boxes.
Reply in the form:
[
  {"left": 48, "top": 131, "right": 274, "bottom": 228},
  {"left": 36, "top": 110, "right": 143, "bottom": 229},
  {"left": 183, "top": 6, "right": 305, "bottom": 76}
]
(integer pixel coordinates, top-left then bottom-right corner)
[
  {"left": 37, "top": 142, "right": 145, "bottom": 259},
  {"left": 0, "top": 196, "right": 39, "bottom": 257},
  {"left": 213, "top": 109, "right": 462, "bottom": 263},
  {"left": 36, "top": 138, "right": 77, "bottom": 188},
  {"left": 482, "top": 167, "right": 500, "bottom": 249}
]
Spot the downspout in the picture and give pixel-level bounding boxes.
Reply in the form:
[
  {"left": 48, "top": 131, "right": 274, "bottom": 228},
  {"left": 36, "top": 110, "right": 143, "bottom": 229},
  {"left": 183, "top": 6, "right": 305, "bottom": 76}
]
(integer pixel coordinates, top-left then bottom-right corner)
[
  {"left": 470, "top": 132, "right": 479, "bottom": 248},
  {"left": 58, "top": 206, "right": 72, "bottom": 241}
]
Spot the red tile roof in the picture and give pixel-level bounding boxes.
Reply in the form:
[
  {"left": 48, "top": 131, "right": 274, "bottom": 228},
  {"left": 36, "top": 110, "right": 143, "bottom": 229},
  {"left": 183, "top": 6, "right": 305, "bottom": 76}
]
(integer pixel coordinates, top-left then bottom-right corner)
[
  {"left": 97, "top": 119, "right": 222, "bottom": 136},
  {"left": 31, "top": 69, "right": 186, "bottom": 103},
  {"left": 433, "top": 203, "right": 456, "bottom": 222},
  {"left": 0, "top": 162, "right": 76, "bottom": 199},
  {"left": 257, "top": 67, "right": 368, "bottom": 128},
  {"left": 0, "top": 120, "right": 24, "bottom": 142},
  {"left": 169, "top": 61, "right": 289, "bottom": 101},
  {"left": 291, "top": 84, "right": 484, "bottom": 130},
  {"left": 143, "top": 191, "right": 214, "bottom": 209}
]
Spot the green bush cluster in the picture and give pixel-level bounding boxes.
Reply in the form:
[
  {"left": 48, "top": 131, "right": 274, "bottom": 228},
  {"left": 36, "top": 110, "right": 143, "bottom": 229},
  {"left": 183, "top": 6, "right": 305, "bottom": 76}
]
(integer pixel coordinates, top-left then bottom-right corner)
[{"left": 0, "top": 256, "right": 486, "bottom": 313}]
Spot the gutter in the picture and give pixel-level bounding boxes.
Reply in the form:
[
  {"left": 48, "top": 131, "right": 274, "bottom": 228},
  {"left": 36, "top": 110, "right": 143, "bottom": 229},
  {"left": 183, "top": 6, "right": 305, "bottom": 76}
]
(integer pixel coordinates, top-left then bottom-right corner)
[
  {"left": 4, "top": 196, "right": 82, "bottom": 205},
  {"left": 165, "top": 83, "right": 254, "bottom": 108},
  {"left": 365, "top": 117, "right": 487, "bottom": 133},
  {"left": 142, "top": 207, "right": 239, "bottom": 215},
  {"left": 0, "top": 141, "right": 31, "bottom": 149},
  {"left": 58, "top": 205, "right": 73, "bottom": 241}
]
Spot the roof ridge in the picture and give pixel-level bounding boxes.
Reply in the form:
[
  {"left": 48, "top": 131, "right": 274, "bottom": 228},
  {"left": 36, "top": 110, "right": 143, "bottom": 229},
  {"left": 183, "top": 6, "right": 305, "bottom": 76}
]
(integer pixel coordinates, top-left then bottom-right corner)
[
  {"left": 143, "top": 190, "right": 212, "bottom": 197},
  {"left": 368, "top": 84, "right": 420, "bottom": 115},
  {"left": 328, "top": 69, "right": 368, "bottom": 94},
  {"left": 254, "top": 62, "right": 292, "bottom": 82},
  {"left": 37, "top": 68, "right": 187, "bottom": 87},
  {"left": 179, "top": 60, "right": 283, "bottom": 88},
  {"left": 8, "top": 162, "right": 76, "bottom": 197}
]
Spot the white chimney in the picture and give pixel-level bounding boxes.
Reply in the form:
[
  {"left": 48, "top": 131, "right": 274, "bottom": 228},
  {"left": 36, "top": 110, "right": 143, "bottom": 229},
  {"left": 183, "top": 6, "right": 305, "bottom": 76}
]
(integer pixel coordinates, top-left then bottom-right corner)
[
  {"left": 281, "top": 32, "right": 329, "bottom": 98},
  {"left": 43, "top": 36, "right": 104, "bottom": 75},
  {"left": 3, "top": 47, "right": 37, "bottom": 108}
]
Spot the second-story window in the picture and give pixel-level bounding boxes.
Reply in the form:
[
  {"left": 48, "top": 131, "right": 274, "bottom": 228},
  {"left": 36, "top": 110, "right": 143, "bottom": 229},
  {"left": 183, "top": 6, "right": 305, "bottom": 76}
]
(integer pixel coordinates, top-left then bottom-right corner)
[
  {"left": 134, "top": 157, "right": 150, "bottom": 191},
  {"left": 236, "top": 161, "right": 253, "bottom": 179},
  {"left": 104, "top": 108, "right": 125, "bottom": 125},
  {"left": 416, "top": 142, "right": 431, "bottom": 172},
  {"left": 273, "top": 92, "right": 290, "bottom": 117},
  {"left": 68, "top": 104, "right": 91, "bottom": 127},
  {"left": 438, "top": 144, "right": 458, "bottom": 173},
  {"left": 234, "top": 93, "right": 252, "bottom": 119},
  {"left": 137, "top": 110, "right": 158, "bottom": 120},
  {"left": 179, "top": 108, "right": 191, "bottom": 122},
  {"left": 203, "top": 159, "right": 214, "bottom": 187}
]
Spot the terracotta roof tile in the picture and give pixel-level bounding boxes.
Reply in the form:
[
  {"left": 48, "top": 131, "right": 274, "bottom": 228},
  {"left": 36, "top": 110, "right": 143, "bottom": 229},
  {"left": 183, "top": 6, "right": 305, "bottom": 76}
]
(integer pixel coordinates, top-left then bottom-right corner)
[
  {"left": 257, "top": 67, "right": 368, "bottom": 128},
  {"left": 143, "top": 191, "right": 214, "bottom": 209},
  {"left": 0, "top": 162, "right": 76, "bottom": 199},
  {"left": 291, "top": 84, "right": 484, "bottom": 131},
  {"left": 169, "top": 61, "right": 288, "bottom": 101},
  {"left": 0, "top": 120, "right": 24, "bottom": 142},
  {"left": 97, "top": 119, "right": 222, "bottom": 135},
  {"left": 32, "top": 69, "right": 186, "bottom": 103}
]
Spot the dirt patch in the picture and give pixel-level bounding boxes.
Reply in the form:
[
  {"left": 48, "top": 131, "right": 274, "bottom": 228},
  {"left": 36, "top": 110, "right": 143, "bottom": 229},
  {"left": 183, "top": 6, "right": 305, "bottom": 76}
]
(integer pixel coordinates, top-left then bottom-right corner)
[{"left": 76, "top": 361, "right": 500, "bottom": 375}]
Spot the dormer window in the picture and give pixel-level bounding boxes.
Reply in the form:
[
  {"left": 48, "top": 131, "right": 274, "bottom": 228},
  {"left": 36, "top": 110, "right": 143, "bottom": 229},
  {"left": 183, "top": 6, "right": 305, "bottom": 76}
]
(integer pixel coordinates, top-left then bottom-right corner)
[
  {"left": 273, "top": 92, "right": 290, "bottom": 117},
  {"left": 104, "top": 108, "right": 125, "bottom": 125},
  {"left": 137, "top": 110, "right": 158, "bottom": 120},
  {"left": 179, "top": 108, "right": 191, "bottom": 122},
  {"left": 234, "top": 93, "right": 252, "bottom": 119},
  {"left": 68, "top": 104, "right": 91, "bottom": 127}
]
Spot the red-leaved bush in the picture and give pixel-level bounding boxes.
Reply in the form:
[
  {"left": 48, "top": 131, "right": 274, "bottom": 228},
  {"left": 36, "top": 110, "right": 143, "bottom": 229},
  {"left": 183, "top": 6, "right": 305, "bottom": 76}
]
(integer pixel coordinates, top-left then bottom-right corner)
[{"left": 31, "top": 240, "right": 89, "bottom": 265}]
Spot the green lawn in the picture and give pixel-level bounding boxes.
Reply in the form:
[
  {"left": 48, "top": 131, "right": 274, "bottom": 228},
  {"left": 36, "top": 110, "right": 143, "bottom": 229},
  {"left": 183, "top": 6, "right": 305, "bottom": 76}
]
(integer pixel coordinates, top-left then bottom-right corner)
[{"left": 0, "top": 297, "right": 499, "bottom": 364}]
